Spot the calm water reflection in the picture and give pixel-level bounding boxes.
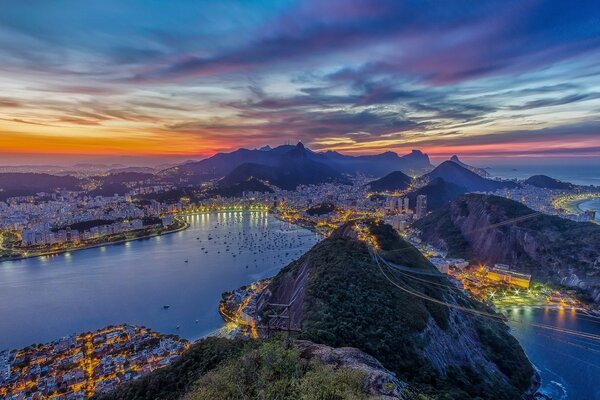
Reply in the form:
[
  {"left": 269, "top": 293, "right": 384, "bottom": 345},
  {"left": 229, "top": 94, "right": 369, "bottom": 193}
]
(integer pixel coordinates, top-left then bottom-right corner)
[{"left": 0, "top": 212, "right": 320, "bottom": 350}]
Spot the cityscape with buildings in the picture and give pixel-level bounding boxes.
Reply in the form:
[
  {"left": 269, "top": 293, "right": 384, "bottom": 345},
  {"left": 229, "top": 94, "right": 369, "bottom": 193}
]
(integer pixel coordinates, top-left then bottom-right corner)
[
  {"left": 2, "top": 1, "right": 600, "bottom": 398},
  {"left": 0, "top": 325, "right": 188, "bottom": 400}
]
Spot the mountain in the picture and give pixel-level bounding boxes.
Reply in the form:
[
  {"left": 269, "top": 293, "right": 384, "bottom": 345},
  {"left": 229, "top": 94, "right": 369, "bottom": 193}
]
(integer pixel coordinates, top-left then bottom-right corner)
[
  {"left": 97, "top": 220, "right": 537, "bottom": 400},
  {"left": 254, "top": 222, "right": 536, "bottom": 399},
  {"left": 366, "top": 170, "right": 412, "bottom": 192},
  {"left": 88, "top": 172, "right": 154, "bottom": 196},
  {"left": 305, "top": 202, "right": 336, "bottom": 216},
  {"left": 449, "top": 155, "right": 490, "bottom": 177},
  {"left": 316, "top": 149, "right": 432, "bottom": 177},
  {"left": 414, "top": 194, "right": 600, "bottom": 303},
  {"left": 211, "top": 177, "right": 273, "bottom": 198},
  {"left": 405, "top": 177, "right": 467, "bottom": 211},
  {"left": 423, "top": 161, "right": 516, "bottom": 192},
  {"left": 523, "top": 174, "right": 575, "bottom": 190},
  {"left": 219, "top": 143, "right": 349, "bottom": 190},
  {"left": 95, "top": 337, "right": 418, "bottom": 400},
  {"left": 160, "top": 144, "right": 433, "bottom": 184},
  {"left": 0, "top": 173, "right": 81, "bottom": 200},
  {"left": 107, "top": 166, "right": 156, "bottom": 174}
]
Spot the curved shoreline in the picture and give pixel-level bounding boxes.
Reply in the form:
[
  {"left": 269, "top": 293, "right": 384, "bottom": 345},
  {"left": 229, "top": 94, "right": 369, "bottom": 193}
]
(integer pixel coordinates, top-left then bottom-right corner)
[
  {"left": 0, "top": 219, "right": 190, "bottom": 263},
  {"left": 562, "top": 194, "right": 600, "bottom": 214}
]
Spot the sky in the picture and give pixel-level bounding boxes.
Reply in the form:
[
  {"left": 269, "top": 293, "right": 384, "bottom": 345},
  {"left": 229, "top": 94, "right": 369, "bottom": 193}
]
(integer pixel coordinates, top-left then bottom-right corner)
[{"left": 1, "top": 0, "right": 600, "bottom": 166}]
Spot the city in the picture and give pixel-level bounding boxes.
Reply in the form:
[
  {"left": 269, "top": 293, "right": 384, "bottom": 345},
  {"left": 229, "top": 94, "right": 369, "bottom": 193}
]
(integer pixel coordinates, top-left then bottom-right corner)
[
  {"left": 2, "top": 1, "right": 600, "bottom": 399},
  {"left": 0, "top": 325, "right": 188, "bottom": 400}
]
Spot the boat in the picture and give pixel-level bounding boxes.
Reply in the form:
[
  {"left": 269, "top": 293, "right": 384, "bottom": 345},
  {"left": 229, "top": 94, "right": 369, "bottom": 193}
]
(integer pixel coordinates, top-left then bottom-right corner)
[{"left": 163, "top": 305, "right": 170, "bottom": 309}]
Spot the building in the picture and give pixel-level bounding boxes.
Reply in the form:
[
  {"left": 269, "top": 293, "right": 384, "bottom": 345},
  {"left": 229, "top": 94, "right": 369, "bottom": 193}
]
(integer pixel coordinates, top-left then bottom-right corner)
[
  {"left": 486, "top": 264, "right": 531, "bottom": 288},
  {"left": 402, "top": 197, "right": 409, "bottom": 212},
  {"left": 415, "top": 195, "right": 427, "bottom": 219}
]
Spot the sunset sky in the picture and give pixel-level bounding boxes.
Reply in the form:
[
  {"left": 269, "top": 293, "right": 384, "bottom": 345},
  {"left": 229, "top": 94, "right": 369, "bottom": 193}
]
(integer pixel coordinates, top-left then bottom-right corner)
[{"left": 1, "top": 0, "right": 600, "bottom": 165}]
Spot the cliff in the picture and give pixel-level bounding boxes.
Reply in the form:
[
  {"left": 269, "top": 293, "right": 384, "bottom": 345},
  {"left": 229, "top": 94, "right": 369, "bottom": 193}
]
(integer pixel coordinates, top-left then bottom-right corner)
[
  {"left": 256, "top": 222, "right": 536, "bottom": 399},
  {"left": 414, "top": 194, "right": 600, "bottom": 303}
]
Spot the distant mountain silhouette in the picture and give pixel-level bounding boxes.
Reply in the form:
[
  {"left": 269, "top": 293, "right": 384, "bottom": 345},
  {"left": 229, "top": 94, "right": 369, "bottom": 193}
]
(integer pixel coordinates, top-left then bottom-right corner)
[
  {"left": 423, "top": 161, "right": 516, "bottom": 192},
  {"left": 366, "top": 171, "right": 412, "bottom": 192},
  {"left": 88, "top": 172, "right": 154, "bottom": 196},
  {"left": 405, "top": 177, "right": 467, "bottom": 211},
  {"left": 219, "top": 143, "right": 349, "bottom": 190},
  {"left": 449, "top": 155, "right": 490, "bottom": 177},
  {"left": 161, "top": 143, "right": 432, "bottom": 184},
  {"left": 315, "top": 149, "right": 431, "bottom": 177},
  {"left": 0, "top": 173, "right": 81, "bottom": 200},
  {"left": 523, "top": 175, "right": 574, "bottom": 190}
]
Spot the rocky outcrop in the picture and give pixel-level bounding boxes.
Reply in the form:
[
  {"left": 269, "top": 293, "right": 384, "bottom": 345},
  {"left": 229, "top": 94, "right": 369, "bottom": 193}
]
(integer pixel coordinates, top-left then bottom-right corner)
[
  {"left": 415, "top": 194, "right": 600, "bottom": 303},
  {"left": 450, "top": 155, "right": 490, "bottom": 177},
  {"left": 255, "top": 223, "right": 536, "bottom": 399},
  {"left": 295, "top": 340, "right": 409, "bottom": 399}
]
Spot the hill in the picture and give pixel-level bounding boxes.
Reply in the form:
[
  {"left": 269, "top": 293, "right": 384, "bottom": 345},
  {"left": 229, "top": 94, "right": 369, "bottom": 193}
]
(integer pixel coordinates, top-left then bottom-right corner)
[
  {"left": 414, "top": 194, "right": 600, "bottom": 303},
  {"left": 255, "top": 222, "right": 536, "bottom": 399},
  {"left": 449, "top": 155, "right": 490, "bottom": 177},
  {"left": 160, "top": 143, "right": 432, "bottom": 184},
  {"left": 0, "top": 173, "right": 81, "bottom": 200},
  {"left": 405, "top": 177, "right": 467, "bottom": 211},
  {"left": 423, "top": 161, "right": 516, "bottom": 192},
  {"left": 88, "top": 172, "right": 154, "bottom": 196},
  {"left": 219, "top": 143, "right": 349, "bottom": 190},
  {"left": 523, "top": 174, "right": 574, "bottom": 190},
  {"left": 95, "top": 337, "right": 418, "bottom": 400},
  {"left": 305, "top": 202, "right": 336, "bottom": 216},
  {"left": 211, "top": 177, "right": 273, "bottom": 198},
  {"left": 366, "top": 170, "right": 412, "bottom": 192}
]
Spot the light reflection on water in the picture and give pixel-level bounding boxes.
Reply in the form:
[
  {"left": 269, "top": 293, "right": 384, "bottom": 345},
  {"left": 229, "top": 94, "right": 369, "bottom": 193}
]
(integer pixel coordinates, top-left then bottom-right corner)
[
  {"left": 504, "top": 306, "right": 600, "bottom": 400},
  {"left": 0, "top": 212, "right": 320, "bottom": 351}
]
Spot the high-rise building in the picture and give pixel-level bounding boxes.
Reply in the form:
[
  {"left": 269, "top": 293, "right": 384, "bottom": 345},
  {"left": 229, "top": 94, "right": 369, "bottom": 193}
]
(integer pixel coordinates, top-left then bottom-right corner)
[
  {"left": 415, "top": 195, "right": 427, "bottom": 219},
  {"left": 403, "top": 197, "right": 409, "bottom": 212}
]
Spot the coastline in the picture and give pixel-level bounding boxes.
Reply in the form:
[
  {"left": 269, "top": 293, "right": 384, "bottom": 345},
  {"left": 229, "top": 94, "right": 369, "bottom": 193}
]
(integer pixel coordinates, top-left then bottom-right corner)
[
  {"left": 561, "top": 194, "right": 600, "bottom": 214},
  {"left": 0, "top": 218, "right": 190, "bottom": 263}
]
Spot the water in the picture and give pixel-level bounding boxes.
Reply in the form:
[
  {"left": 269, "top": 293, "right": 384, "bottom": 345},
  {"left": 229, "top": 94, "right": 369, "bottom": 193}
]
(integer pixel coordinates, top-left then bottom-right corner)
[
  {"left": 2, "top": 212, "right": 599, "bottom": 399},
  {"left": 505, "top": 307, "right": 600, "bottom": 400},
  {"left": 431, "top": 157, "right": 600, "bottom": 187},
  {"left": 484, "top": 162, "right": 600, "bottom": 187},
  {"left": 577, "top": 198, "right": 600, "bottom": 221},
  {"left": 0, "top": 211, "right": 320, "bottom": 350}
]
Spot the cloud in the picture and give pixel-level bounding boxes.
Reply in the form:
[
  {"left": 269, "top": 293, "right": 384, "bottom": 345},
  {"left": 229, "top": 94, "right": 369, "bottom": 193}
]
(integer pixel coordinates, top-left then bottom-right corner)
[
  {"left": 1, "top": 0, "right": 600, "bottom": 160},
  {"left": 509, "top": 93, "right": 600, "bottom": 110}
]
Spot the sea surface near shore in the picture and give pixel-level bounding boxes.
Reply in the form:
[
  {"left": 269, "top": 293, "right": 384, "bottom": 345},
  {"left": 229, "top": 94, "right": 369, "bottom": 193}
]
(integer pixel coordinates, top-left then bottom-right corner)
[{"left": 0, "top": 211, "right": 320, "bottom": 350}]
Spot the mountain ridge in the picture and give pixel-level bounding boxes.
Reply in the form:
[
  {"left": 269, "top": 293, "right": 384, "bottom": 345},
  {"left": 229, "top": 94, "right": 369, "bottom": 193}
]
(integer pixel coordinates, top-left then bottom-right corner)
[
  {"left": 423, "top": 161, "right": 516, "bottom": 192},
  {"left": 255, "top": 221, "right": 536, "bottom": 399},
  {"left": 414, "top": 194, "right": 600, "bottom": 303},
  {"left": 160, "top": 143, "right": 433, "bottom": 183}
]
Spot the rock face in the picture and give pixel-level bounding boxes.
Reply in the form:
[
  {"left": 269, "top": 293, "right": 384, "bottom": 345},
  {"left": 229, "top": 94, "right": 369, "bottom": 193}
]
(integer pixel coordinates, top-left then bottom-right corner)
[
  {"left": 295, "top": 340, "right": 408, "bottom": 399},
  {"left": 256, "top": 222, "right": 536, "bottom": 399},
  {"left": 450, "top": 155, "right": 490, "bottom": 177},
  {"left": 415, "top": 194, "right": 600, "bottom": 303}
]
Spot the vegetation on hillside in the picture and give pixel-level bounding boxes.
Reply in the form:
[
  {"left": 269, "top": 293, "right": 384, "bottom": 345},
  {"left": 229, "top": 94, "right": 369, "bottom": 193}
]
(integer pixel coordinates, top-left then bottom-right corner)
[
  {"left": 93, "top": 338, "right": 254, "bottom": 400},
  {"left": 306, "top": 202, "right": 337, "bottom": 216},
  {"left": 183, "top": 341, "right": 369, "bottom": 400},
  {"left": 266, "top": 221, "right": 534, "bottom": 399}
]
